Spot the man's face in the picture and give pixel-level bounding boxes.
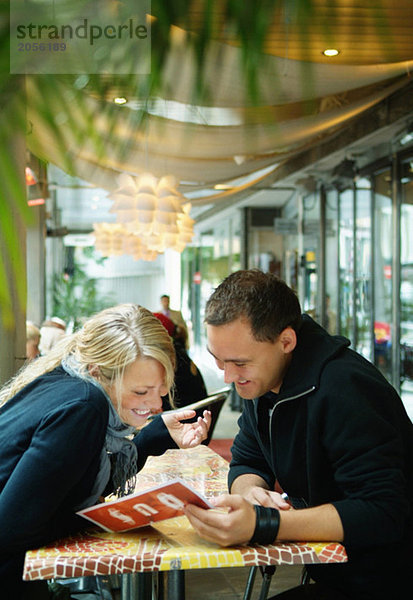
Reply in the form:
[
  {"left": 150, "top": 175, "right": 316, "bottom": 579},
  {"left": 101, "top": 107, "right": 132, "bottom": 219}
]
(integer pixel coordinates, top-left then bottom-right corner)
[
  {"left": 160, "top": 296, "right": 170, "bottom": 311},
  {"left": 206, "top": 318, "right": 294, "bottom": 399}
]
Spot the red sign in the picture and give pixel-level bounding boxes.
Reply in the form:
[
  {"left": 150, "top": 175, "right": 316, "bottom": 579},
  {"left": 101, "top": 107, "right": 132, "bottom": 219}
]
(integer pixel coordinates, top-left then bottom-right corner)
[
  {"left": 193, "top": 271, "right": 201, "bottom": 284},
  {"left": 384, "top": 265, "right": 392, "bottom": 279}
]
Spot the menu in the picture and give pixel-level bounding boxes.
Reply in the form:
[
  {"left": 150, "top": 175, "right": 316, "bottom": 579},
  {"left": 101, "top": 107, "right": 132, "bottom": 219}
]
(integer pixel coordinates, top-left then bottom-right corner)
[{"left": 77, "top": 478, "right": 213, "bottom": 532}]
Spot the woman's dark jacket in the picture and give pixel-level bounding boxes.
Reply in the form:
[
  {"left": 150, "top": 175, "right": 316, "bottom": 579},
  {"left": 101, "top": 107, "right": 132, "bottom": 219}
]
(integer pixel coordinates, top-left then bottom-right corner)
[
  {"left": 229, "top": 316, "right": 413, "bottom": 599},
  {"left": 0, "top": 366, "right": 177, "bottom": 585}
]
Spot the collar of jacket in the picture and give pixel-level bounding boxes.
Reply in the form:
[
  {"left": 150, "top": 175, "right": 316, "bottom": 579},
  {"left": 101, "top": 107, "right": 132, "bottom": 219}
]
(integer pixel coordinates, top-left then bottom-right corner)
[{"left": 254, "top": 315, "right": 350, "bottom": 413}]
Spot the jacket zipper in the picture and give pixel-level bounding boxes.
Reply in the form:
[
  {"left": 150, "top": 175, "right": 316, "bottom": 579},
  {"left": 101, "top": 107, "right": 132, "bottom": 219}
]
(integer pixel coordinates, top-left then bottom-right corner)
[
  {"left": 270, "top": 385, "right": 316, "bottom": 417},
  {"left": 268, "top": 385, "right": 316, "bottom": 491}
]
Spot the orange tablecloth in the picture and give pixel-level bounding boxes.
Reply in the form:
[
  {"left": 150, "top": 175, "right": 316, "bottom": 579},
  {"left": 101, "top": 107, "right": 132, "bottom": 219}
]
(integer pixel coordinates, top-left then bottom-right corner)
[{"left": 24, "top": 446, "right": 347, "bottom": 581}]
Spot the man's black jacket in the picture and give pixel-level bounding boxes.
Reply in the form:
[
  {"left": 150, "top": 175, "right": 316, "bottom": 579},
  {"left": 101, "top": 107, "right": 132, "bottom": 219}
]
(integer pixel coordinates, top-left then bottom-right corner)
[{"left": 229, "top": 316, "right": 413, "bottom": 599}]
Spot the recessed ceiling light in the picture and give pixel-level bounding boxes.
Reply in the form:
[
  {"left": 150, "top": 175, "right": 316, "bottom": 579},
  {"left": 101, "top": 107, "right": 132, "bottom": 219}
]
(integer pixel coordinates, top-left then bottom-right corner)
[
  {"left": 214, "top": 184, "right": 233, "bottom": 190},
  {"left": 322, "top": 48, "right": 340, "bottom": 57},
  {"left": 113, "top": 97, "right": 127, "bottom": 105}
]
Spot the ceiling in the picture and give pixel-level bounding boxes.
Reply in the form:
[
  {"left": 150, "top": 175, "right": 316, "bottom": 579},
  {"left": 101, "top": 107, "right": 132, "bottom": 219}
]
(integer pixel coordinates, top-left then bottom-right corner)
[
  {"left": 184, "top": 0, "right": 413, "bottom": 66},
  {"left": 25, "top": 1, "right": 413, "bottom": 230}
]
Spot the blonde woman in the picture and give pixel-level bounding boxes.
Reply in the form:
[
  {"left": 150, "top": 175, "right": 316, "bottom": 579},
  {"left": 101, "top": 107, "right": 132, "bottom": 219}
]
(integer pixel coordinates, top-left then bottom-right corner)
[{"left": 0, "top": 304, "right": 211, "bottom": 599}]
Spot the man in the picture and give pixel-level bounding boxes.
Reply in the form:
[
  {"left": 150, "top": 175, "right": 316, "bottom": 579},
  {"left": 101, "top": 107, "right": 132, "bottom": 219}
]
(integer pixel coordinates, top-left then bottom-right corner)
[
  {"left": 160, "top": 294, "right": 189, "bottom": 347},
  {"left": 185, "top": 269, "right": 413, "bottom": 600}
]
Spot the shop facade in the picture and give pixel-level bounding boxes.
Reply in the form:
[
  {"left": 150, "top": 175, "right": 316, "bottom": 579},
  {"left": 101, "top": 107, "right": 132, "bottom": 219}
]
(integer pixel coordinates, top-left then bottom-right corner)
[{"left": 184, "top": 148, "right": 413, "bottom": 401}]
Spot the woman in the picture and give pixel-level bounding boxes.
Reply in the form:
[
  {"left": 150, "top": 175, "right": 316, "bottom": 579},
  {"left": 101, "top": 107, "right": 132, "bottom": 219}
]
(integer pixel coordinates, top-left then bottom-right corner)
[{"left": 0, "top": 304, "right": 211, "bottom": 598}]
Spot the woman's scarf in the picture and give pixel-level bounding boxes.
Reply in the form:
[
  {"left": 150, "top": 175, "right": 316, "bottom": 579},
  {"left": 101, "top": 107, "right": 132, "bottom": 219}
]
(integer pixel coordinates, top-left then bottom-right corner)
[{"left": 62, "top": 354, "right": 138, "bottom": 506}]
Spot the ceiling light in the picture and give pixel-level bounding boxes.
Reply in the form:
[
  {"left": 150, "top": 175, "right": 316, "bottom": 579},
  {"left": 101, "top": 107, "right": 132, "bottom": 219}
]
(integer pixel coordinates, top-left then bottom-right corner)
[
  {"left": 93, "top": 223, "right": 160, "bottom": 261},
  {"left": 104, "top": 173, "right": 194, "bottom": 256},
  {"left": 113, "top": 97, "right": 127, "bottom": 105},
  {"left": 322, "top": 48, "right": 340, "bottom": 57},
  {"left": 214, "top": 184, "right": 233, "bottom": 190}
]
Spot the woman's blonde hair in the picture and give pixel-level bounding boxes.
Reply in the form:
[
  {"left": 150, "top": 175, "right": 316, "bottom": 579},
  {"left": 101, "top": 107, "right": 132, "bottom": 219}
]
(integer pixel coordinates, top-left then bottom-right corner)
[{"left": 0, "top": 304, "right": 176, "bottom": 409}]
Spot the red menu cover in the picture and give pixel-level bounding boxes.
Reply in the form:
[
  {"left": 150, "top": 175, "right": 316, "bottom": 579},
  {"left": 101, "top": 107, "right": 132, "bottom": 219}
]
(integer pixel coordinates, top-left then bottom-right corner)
[{"left": 77, "top": 478, "right": 213, "bottom": 532}]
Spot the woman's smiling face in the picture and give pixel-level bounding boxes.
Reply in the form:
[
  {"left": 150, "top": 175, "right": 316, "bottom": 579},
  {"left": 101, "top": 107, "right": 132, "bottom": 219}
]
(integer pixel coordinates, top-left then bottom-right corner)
[{"left": 107, "top": 357, "right": 168, "bottom": 427}]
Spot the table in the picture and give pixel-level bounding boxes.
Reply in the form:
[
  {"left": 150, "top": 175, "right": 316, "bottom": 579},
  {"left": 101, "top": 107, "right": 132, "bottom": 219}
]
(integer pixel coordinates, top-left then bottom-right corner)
[{"left": 23, "top": 446, "right": 347, "bottom": 599}]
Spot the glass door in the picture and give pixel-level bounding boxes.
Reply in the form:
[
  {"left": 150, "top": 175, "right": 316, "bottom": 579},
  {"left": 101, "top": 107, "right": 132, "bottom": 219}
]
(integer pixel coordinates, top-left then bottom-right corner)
[
  {"left": 354, "top": 180, "right": 373, "bottom": 360},
  {"left": 338, "top": 189, "right": 355, "bottom": 340},
  {"left": 302, "top": 192, "right": 320, "bottom": 316},
  {"left": 325, "top": 189, "right": 339, "bottom": 334},
  {"left": 400, "top": 158, "right": 413, "bottom": 395},
  {"left": 373, "top": 170, "right": 393, "bottom": 381}
]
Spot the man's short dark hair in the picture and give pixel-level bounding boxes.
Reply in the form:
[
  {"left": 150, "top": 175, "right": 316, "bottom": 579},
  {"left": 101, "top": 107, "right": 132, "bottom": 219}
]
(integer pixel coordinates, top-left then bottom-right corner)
[
  {"left": 161, "top": 294, "right": 170, "bottom": 300},
  {"left": 204, "top": 269, "right": 302, "bottom": 342}
]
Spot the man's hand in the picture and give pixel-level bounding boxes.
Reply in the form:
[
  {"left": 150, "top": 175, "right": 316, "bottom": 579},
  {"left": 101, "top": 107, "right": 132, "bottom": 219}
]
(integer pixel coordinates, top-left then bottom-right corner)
[
  {"left": 186, "top": 492, "right": 344, "bottom": 546},
  {"left": 162, "top": 409, "right": 211, "bottom": 448},
  {"left": 184, "top": 494, "right": 257, "bottom": 546},
  {"left": 230, "top": 474, "right": 290, "bottom": 510},
  {"left": 242, "top": 486, "right": 291, "bottom": 510}
]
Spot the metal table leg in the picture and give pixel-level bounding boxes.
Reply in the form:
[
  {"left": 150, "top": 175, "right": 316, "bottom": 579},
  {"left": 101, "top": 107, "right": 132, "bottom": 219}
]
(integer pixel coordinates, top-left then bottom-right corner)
[
  {"left": 166, "top": 570, "right": 185, "bottom": 600},
  {"left": 243, "top": 565, "right": 277, "bottom": 600},
  {"left": 258, "top": 566, "right": 276, "bottom": 600},
  {"left": 121, "top": 572, "right": 153, "bottom": 600}
]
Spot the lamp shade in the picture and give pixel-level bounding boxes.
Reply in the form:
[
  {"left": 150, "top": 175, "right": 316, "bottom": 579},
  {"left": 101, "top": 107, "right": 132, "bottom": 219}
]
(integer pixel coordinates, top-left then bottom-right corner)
[
  {"left": 93, "top": 223, "right": 126, "bottom": 256},
  {"left": 107, "top": 173, "right": 194, "bottom": 250},
  {"left": 93, "top": 223, "right": 160, "bottom": 261}
]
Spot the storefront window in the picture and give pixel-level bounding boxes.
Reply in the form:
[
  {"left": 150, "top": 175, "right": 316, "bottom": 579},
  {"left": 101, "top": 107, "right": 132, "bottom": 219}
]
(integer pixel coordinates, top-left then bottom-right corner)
[
  {"left": 231, "top": 212, "right": 242, "bottom": 272},
  {"left": 180, "top": 246, "right": 197, "bottom": 346},
  {"left": 248, "top": 208, "right": 283, "bottom": 276},
  {"left": 188, "top": 212, "right": 242, "bottom": 348},
  {"left": 354, "top": 180, "right": 372, "bottom": 360},
  {"left": 277, "top": 195, "right": 299, "bottom": 291},
  {"left": 338, "top": 189, "right": 355, "bottom": 340},
  {"left": 325, "top": 189, "right": 339, "bottom": 333},
  {"left": 400, "top": 159, "right": 413, "bottom": 392},
  {"left": 373, "top": 170, "right": 393, "bottom": 381},
  {"left": 302, "top": 193, "right": 320, "bottom": 316}
]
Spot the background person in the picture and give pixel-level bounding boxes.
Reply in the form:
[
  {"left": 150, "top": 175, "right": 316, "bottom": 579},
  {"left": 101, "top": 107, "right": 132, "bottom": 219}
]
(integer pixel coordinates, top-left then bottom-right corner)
[
  {"left": 153, "top": 312, "right": 207, "bottom": 409},
  {"left": 160, "top": 294, "right": 189, "bottom": 348},
  {"left": 185, "top": 269, "right": 413, "bottom": 600},
  {"left": 39, "top": 316, "right": 67, "bottom": 355},
  {"left": 0, "top": 304, "right": 211, "bottom": 599},
  {"left": 25, "top": 321, "right": 41, "bottom": 362}
]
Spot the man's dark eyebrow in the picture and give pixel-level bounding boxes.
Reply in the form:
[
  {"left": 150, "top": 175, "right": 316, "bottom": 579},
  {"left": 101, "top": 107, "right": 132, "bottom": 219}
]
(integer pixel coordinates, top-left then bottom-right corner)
[{"left": 206, "top": 346, "right": 250, "bottom": 363}]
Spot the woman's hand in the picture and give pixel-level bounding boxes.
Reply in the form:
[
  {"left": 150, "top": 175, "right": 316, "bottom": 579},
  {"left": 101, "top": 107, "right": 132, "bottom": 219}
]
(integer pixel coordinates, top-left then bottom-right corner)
[
  {"left": 162, "top": 409, "right": 211, "bottom": 448},
  {"left": 184, "top": 494, "right": 256, "bottom": 546}
]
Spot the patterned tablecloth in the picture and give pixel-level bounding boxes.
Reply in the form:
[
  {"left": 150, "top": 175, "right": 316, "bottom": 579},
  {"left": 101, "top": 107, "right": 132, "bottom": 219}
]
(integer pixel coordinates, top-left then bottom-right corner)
[{"left": 23, "top": 446, "right": 347, "bottom": 581}]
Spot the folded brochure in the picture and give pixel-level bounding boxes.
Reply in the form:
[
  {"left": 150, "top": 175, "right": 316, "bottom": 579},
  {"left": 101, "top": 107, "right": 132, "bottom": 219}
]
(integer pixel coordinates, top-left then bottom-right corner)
[{"left": 77, "top": 478, "right": 213, "bottom": 532}]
